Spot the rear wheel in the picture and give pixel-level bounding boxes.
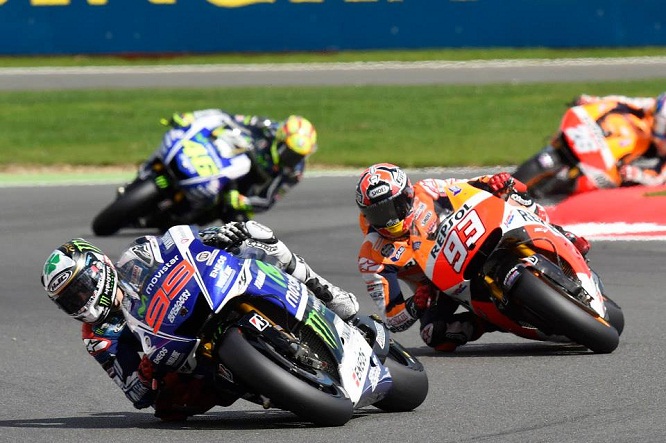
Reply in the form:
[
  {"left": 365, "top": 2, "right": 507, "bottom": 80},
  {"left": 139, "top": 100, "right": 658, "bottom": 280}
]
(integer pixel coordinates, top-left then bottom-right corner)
[
  {"left": 91, "top": 178, "right": 162, "bottom": 236},
  {"left": 373, "top": 339, "right": 429, "bottom": 412},
  {"left": 510, "top": 271, "right": 619, "bottom": 354},
  {"left": 217, "top": 327, "right": 353, "bottom": 427}
]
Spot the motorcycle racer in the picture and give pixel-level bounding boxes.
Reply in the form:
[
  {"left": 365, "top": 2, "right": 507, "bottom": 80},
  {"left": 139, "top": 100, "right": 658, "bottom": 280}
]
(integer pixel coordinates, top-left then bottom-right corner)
[
  {"left": 156, "top": 109, "right": 318, "bottom": 223},
  {"left": 355, "top": 163, "right": 590, "bottom": 352},
  {"left": 573, "top": 92, "right": 666, "bottom": 186},
  {"left": 40, "top": 221, "right": 358, "bottom": 420}
]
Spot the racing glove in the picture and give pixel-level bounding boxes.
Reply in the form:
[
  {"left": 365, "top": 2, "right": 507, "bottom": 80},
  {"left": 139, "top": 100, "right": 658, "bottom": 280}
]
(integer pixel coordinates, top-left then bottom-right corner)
[
  {"left": 160, "top": 112, "right": 195, "bottom": 128},
  {"left": 488, "top": 172, "right": 515, "bottom": 196},
  {"left": 404, "top": 284, "right": 436, "bottom": 321},
  {"left": 412, "top": 283, "right": 436, "bottom": 312},
  {"left": 199, "top": 222, "right": 249, "bottom": 251},
  {"left": 571, "top": 94, "right": 599, "bottom": 106},
  {"left": 224, "top": 190, "right": 253, "bottom": 212},
  {"left": 137, "top": 355, "right": 157, "bottom": 391}
]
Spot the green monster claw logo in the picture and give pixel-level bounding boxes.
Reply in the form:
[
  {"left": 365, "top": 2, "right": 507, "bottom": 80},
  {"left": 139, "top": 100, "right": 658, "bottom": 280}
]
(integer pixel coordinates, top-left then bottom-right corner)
[
  {"left": 70, "top": 239, "right": 102, "bottom": 254},
  {"left": 155, "top": 175, "right": 169, "bottom": 189},
  {"left": 44, "top": 252, "right": 60, "bottom": 275},
  {"left": 305, "top": 310, "right": 338, "bottom": 350},
  {"left": 137, "top": 294, "right": 149, "bottom": 317},
  {"left": 255, "top": 261, "right": 287, "bottom": 288}
]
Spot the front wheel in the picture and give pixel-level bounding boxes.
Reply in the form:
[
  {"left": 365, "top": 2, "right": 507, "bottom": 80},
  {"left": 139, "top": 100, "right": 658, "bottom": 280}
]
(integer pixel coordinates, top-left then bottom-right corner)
[
  {"left": 512, "top": 149, "right": 570, "bottom": 199},
  {"left": 603, "top": 295, "right": 624, "bottom": 336},
  {"left": 91, "top": 177, "right": 162, "bottom": 236},
  {"left": 373, "top": 339, "right": 429, "bottom": 412},
  {"left": 510, "top": 271, "right": 620, "bottom": 354},
  {"left": 217, "top": 327, "right": 353, "bottom": 427}
]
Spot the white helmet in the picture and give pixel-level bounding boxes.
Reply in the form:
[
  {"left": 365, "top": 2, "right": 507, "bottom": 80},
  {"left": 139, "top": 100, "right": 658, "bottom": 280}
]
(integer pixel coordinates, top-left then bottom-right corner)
[{"left": 41, "top": 239, "right": 118, "bottom": 324}]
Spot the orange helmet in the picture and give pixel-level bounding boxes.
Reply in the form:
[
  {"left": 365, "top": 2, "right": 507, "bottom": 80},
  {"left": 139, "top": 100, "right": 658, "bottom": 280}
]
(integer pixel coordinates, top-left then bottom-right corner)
[{"left": 355, "top": 163, "right": 414, "bottom": 238}]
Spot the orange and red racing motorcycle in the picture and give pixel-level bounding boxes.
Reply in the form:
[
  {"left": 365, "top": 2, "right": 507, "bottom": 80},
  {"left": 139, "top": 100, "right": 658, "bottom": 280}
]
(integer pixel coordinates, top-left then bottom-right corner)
[
  {"left": 513, "top": 101, "right": 653, "bottom": 201},
  {"left": 411, "top": 181, "right": 624, "bottom": 354}
]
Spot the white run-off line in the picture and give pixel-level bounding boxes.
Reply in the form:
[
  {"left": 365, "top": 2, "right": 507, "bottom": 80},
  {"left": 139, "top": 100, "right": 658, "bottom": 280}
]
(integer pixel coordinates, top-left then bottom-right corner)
[
  {"left": 2, "top": 57, "right": 666, "bottom": 76},
  {"left": 563, "top": 222, "right": 666, "bottom": 241}
]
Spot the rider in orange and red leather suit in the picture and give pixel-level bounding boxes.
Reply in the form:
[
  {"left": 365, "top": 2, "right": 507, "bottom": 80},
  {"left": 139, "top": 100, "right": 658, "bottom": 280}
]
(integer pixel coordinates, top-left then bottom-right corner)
[
  {"left": 356, "top": 163, "right": 589, "bottom": 351},
  {"left": 574, "top": 92, "right": 666, "bottom": 186}
]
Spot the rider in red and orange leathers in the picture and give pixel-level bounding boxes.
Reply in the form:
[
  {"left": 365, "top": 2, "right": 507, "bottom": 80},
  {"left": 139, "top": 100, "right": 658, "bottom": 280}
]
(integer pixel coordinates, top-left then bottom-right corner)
[
  {"left": 355, "top": 163, "right": 590, "bottom": 351},
  {"left": 574, "top": 92, "right": 666, "bottom": 186}
]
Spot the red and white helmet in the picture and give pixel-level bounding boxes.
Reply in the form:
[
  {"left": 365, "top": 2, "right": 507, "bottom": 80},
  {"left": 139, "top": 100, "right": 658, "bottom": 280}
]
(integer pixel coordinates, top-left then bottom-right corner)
[{"left": 355, "top": 163, "right": 414, "bottom": 238}]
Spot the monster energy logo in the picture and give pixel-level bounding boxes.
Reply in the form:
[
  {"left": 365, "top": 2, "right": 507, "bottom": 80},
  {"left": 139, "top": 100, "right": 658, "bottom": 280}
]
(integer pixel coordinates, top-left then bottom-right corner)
[
  {"left": 137, "top": 294, "right": 149, "bottom": 317},
  {"left": 305, "top": 310, "right": 337, "bottom": 350},
  {"left": 97, "top": 268, "right": 115, "bottom": 309},
  {"left": 255, "top": 261, "right": 287, "bottom": 288},
  {"left": 155, "top": 175, "right": 169, "bottom": 189},
  {"left": 69, "top": 239, "right": 102, "bottom": 254}
]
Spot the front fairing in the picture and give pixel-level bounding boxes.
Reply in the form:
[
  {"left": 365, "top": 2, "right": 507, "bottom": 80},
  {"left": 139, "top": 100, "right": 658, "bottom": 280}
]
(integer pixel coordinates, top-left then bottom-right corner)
[
  {"left": 412, "top": 183, "right": 605, "bottom": 318},
  {"left": 414, "top": 184, "right": 505, "bottom": 295},
  {"left": 560, "top": 104, "right": 651, "bottom": 191},
  {"left": 119, "top": 226, "right": 246, "bottom": 374},
  {"left": 156, "top": 124, "right": 252, "bottom": 205}
]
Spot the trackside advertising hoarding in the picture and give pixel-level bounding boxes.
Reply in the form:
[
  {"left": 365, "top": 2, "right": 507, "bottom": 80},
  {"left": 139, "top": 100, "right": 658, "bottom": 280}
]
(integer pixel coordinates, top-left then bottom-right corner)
[{"left": 1, "top": 0, "right": 665, "bottom": 55}]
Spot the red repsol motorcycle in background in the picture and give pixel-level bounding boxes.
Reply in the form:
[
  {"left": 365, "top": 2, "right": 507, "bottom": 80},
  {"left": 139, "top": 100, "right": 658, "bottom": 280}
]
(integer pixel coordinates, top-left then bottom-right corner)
[
  {"left": 513, "top": 101, "right": 653, "bottom": 202},
  {"left": 411, "top": 181, "right": 624, "bottom": 354}
]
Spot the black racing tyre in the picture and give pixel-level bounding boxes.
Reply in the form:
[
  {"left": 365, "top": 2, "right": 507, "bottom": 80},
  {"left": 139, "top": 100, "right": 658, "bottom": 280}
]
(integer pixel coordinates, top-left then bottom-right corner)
[
  {"left": 91, "top": 178, "right": 162, "bottom": 236},
  {"left": 373, "top": 339, "right": 429, "bottom": 412},
  {"left": 603, "top": 295, "right": 625, "bottom": 336},
  {"left": 217, "top": 327, "right": 353, "bottom": 427},
  {"left": 512, "top": 152, "right": 565, "bottom": 199},
  {"left": 510, "top": 271, "right": 619, "bottom": 354}
]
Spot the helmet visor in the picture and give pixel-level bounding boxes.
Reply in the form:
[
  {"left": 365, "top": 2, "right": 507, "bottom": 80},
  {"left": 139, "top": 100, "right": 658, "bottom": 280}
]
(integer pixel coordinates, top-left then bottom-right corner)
[
  {"left": 361, "top": 190, "right": 413, "bottom": 229},
  {"left": 272, "top": 142, "right": 305, "bottom": 168},
  {"left": 53, "top": 265, "right": 100, "bottom": 315}
]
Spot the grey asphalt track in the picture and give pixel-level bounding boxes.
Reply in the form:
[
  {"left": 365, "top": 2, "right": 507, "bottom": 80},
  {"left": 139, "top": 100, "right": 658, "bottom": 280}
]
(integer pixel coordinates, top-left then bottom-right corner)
[
  {"left": 2, "top": 60, "right": 666, "bottom": 442},
  {"left": 1, "top": 172, "right": 665, "bottom": 443}
]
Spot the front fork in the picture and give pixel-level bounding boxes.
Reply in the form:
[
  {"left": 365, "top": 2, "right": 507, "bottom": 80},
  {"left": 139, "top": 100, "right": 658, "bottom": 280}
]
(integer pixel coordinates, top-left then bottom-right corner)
[{"left": 483, "top": 244, "right": 536, "bottom": 304}]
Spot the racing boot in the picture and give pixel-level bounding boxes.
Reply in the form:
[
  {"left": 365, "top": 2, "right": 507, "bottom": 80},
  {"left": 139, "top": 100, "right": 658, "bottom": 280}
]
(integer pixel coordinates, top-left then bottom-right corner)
[{"left": 422, "top": 312, "right": 495, "bottom": 352}]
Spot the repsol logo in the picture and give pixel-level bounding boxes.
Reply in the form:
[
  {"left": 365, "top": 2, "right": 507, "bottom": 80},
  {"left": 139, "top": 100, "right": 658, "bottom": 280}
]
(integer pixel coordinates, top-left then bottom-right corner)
[{"left": 430, "top": 203, "right": 471, "bottom": 259}]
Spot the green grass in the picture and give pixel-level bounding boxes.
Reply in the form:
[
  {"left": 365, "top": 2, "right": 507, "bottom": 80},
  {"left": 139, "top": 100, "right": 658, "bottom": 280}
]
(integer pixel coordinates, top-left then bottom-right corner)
[
  {"left": 1, "top": 47, "right": 665, "bottom": 169},
  {"left": 0, "top": 80, "right": 662, "bottom": 169}
]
